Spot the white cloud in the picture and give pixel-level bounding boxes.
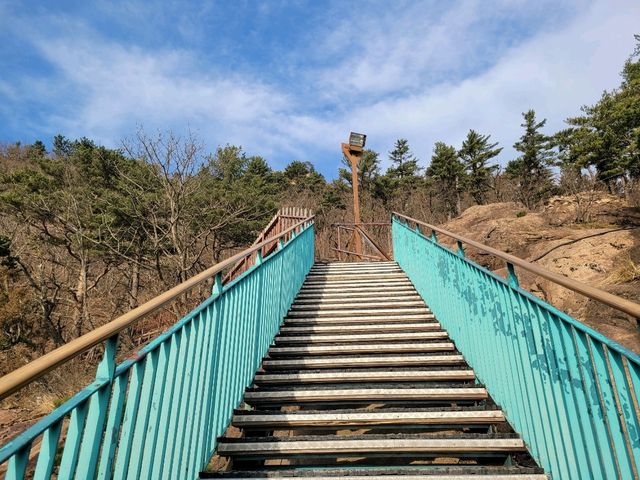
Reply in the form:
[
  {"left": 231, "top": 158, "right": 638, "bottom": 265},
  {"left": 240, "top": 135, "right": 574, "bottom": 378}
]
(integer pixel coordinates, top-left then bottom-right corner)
[
  {"left": 291, "top": 0, "right": 640, "bottom": 171},
  {"left": 31, "top": 36, "right": 290, "bottom": 147},
  {"left": 1, "top": 0, "right": 638, "bottom": 176}
]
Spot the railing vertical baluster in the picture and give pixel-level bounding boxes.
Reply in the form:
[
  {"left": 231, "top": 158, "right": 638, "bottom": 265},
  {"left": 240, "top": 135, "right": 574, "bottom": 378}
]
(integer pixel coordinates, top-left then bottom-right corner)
[
  {"left": 57, "top": 398, "right": 90, "bottom": 480},
  {"left": 180, "top": 309, "right": 207, "bottom": 478},
  {"left": 151, "top": 332, "right": 182, "bottom": 480},
  {"left": 603, "top": 347, "right": 639, "bottom": 478},
  {"left": 33, "top": 420, "right": 63, "bottom": 480},
  {"left": 545, "top": 313, "right": 593, "bottom": 479},
  {"left": 528, "top": 303, "right": 571, "bottom": 478},
  {"left": 112, "top": 361, "right": 144, "bottom": 479},
  {"left": 127, "top": 349, "right": 160, "bottom": 478},
  {"left": 96, "top": 370, "right": 129, "bottom": 479},
  {"left": 203, "top": 278, "right": 225, "bottom": 460},
  {"left": 588, "top": 339, "right": 628, "bottom": 477},
  {"left": 170, "top": 320, "right": 198, "bottom": 478},
  {"left": 139, "top": 341, "right": 171, "bottom": 477},
  {"left": 253, "top": 251, "right": 265, "bottom": 373},
  {"left": 5, "top": 443, "right": 31, "bottom": 480},
  {"left": 191, "top": 300, "right": 218, "bottom": 474},
  {"left": 75, "top": 334, "right": 119, "bottom": 479}
]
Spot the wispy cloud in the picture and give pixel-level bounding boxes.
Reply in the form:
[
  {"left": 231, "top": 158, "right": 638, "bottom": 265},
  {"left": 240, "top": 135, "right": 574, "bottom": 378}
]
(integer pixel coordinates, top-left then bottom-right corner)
[{"left": 0, "top": 0, "right": 637, "bottom": 175}]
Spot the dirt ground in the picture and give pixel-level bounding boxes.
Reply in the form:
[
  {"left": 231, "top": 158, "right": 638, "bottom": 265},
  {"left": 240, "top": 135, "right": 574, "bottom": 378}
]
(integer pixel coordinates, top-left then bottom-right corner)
[{"left": 440, "top": 192, "right": 640, "bottom": 353}]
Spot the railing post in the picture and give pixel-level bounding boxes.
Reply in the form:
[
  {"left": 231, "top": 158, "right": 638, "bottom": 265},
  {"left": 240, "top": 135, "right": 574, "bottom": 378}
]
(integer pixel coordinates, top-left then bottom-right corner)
[
  {"left": 507, "top": 262, "right": 519, "bottom": 288},
  {"left": 73, "top": 334, "right": 119, "bottom": 478},
  {"left": 431, "top": 230, "right": 438, "bottom": 243},
  {"left": 457, "top": 240, "right": 465, "bottom": 257},
  {"left": 212, "top": 272, "right": 223, "bottom": 296}
]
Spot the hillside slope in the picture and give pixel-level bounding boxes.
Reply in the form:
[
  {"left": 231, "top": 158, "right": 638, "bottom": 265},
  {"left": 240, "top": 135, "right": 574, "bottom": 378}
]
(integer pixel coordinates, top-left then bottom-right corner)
[{"left": 440, "top": 193, "right": 640, "bottom": 353}]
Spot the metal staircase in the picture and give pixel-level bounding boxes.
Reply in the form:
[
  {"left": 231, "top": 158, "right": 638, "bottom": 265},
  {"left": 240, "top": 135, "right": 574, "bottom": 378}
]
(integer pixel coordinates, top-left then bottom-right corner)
[{"left": 206, "top": 262, "right": 546, "bottom": 478}]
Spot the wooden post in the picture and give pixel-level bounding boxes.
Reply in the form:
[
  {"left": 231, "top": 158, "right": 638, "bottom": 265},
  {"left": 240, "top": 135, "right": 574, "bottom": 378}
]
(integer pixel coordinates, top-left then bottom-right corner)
[{"left": 342, "top": 143, "right": 363, "bottom": 259}]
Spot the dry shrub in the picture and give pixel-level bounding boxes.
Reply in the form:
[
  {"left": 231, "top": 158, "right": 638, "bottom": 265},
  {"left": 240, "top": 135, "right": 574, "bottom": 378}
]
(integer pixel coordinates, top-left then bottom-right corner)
[{"left": 605, "top": 254, "right": 640, "bottom": 284}]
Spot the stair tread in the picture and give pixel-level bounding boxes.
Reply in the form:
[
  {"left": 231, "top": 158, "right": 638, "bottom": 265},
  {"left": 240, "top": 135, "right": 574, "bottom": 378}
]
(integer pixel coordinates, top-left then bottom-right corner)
[
  {"left": 232, "top": 409, "right": 505, "bottom": 425},
  {"left": 217, "top": 433, "right": 526, "bottom": 455},
  {"left": 288, "top": 309, "right": 430, "bottom": 315},
  {"left": 244, "top": 386, "right": 488, "bottom": 403},
  {"left": 274, "top": 332, "right": 448, "bottom": 343},
  {"left": 291, "top": 301, "right": 426, "bottom": 309},
  {"left": 253, "top": 369, "right": 475, "bottom": 384},
  {"left": 279, "top": 323, "right": 441, "bottom": 334},
  {"left": 268, "top": 343, "right": 455, "bottom": 356},
  {"left": 262, "top": 354, "right": 466, "bottom": 370},
  {"left": 284, "top": 315, "right": 436, "bottom": 325},
  {"left": 201, "top": 466, "right": 546, "bottom": 479}
]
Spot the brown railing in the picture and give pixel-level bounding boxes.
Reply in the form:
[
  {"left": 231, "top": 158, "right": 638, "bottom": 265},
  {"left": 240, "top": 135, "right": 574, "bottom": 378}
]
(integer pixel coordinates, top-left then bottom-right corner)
[
  {"left": 393, "top": 212, "right": 640, "bottom": 319},
  {"left": 0, "top": 215, "right": 315, "bottom": 399},
  {"left": 333, "top": 222, "right": 391, "bottom": 261},
  {"left": 223, "top": 207, "right": 312, "bottom": 283}
]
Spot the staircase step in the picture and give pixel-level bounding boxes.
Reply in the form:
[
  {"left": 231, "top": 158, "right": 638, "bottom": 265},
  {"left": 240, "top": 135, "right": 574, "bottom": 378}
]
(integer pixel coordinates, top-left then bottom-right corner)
[
  {"left": 274, "top": 332, "right": 448, "bottom": 344},
  {"left": 313, "top": 261, "right": 398, "bottom": 266},
  {"left": 302, "top": 280, "right": 413, "bottom": 288},
  {"left": 253, "top": 369, "right": 475, "bottom": 385},
  {"left": 297, "top": 290, "right": 416, "bottom": 298},
  {"left": 268, "top": 342, "right": 455, "bottom": 356},
  {"left": 310, "top": 263, "right": 398, "bottom": 270},
  {"left": 216, "top": 434, "right": 526, "bottom": 457},
  {"left": 295, "top": 292, "right": 419, "bottom": 301},
  {"left": 290, "top": 300, "right": 426, "bottom": 310},
  {"left": 232, "top": 408, "right": 505, "bottom": 428},
  {"left": 279, "top": 322, "right": 441, "bottom": 334},
  {"left": 305, "top": 273, "right": 407, "bottom": 281},
  {"left": 287, "top": 308, "right": 430, "bottom": 318},
  {"left": 244, "top": 386, "right": 487, "bottom": 404},
  {"left": 262, "top": 354, "right": 465, "bottom": 370},
  {"left": 284, "top": 315, "right": 435, "bottom": 326},
  {"left": 201, "top": 466, "right": 547, "bottom": 479},
  {"left": 254, "top": 369, "right": 475, "bottom": 385}
]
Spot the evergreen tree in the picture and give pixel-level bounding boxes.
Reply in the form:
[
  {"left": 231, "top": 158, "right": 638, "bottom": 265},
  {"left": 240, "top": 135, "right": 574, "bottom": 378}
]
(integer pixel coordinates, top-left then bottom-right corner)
[
  {"left": 459, "top": 130, "right": 502, "bottom": 204},
  {"left": 506, "top": 110, "right": 555, "bottom": 209},
  {"left": 338, "top": 149, "right": 380, "bottom": 193},
  {"left": 387, "top": 138, "right": 420, "bottom": 178},
  {"left": 558, "top": 35, "right": 640, "bottom": 189},
  {"left": 426, "top": 142, "right": 465, "bottom": 219}
]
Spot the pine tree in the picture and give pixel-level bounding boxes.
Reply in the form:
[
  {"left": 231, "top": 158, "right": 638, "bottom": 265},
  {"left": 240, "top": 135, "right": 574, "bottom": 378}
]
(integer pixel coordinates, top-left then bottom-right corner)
[
  {"left": 459, "top": 130, "right": 501, "bottom": 204},
  {"left": 338, "top": 149, "right": 380, "bottom": 193},
  {"left": 558, "top": 35, "right": 640, "bottom": 189},
  {"left": 506, "top": 110, "right": 555, "bottom": 209},
  {"left": 387, "top": 139, "right": 419, "bottom": 178},
  {"left": 426, "top": 142, "right": 465, "bottom": 219}
]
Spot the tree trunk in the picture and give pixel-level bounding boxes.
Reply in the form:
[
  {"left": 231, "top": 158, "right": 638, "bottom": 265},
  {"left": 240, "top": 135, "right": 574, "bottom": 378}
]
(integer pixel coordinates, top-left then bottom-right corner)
[
  {"left": 129, "top": 260, "right": 140, "bottom": 310},
  {"left": 73, "top": 258, "right": 88, "bottom": 338}
]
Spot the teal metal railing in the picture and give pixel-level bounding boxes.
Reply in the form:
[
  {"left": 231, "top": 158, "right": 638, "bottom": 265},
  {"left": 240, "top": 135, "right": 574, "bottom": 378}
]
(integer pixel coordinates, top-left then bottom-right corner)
[
  {"left": 0, "top": 218, "right": 314, "bottom": 479},
  {"left": 393, "top": 213, "right": 640, "bottom": 479}
]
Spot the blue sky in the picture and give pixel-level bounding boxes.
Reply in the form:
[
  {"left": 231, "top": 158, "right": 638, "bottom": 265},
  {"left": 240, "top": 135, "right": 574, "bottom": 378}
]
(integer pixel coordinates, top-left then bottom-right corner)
[{"left": 0, "top": 0, "right": 638, "bottom": 178}]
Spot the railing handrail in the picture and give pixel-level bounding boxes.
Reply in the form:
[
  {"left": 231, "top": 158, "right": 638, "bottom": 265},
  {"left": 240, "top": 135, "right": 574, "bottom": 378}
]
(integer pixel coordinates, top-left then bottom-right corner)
[
  {"left": 393, "top": 211, "right": 640, "bottom": 319},
  {"left": 0, "top": 216, "right": 315, "bottom": 400}
]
